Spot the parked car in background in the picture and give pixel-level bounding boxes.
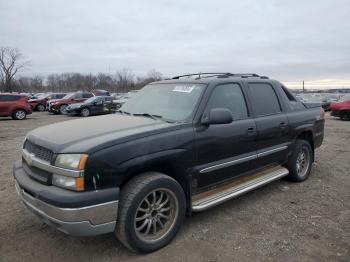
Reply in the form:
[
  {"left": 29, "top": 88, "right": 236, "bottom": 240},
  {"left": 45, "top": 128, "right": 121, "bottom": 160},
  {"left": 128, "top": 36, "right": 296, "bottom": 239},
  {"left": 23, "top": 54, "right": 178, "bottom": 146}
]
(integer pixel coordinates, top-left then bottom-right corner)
[
  {"left": 48, "top": 91, "right": 94, "bottom": 114},
  {"left": 0, "top": 94, "right": 32, "bottom": 120},
  {"left": 66, "top": 96, "right": 117, "bottom": 117},
  {"left": 296, "top": 94, "right": 332, "bottom": 112},
  {"left": 113, "top": 91, "right": 137, "bottom": 109},
  {"left": 29, "top": 93, "right": 66, "bottom": 111},
  {"left": 91, "top": 89, "right": 110, "bottom": 96},
  {"left": 330, "top": 94, "right": 350, "bottom": 120}
]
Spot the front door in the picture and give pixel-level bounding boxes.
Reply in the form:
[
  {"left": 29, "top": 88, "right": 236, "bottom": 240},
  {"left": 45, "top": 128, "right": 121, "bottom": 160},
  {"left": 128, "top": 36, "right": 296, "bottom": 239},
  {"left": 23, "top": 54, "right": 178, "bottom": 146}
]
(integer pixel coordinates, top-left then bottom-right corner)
[{"left": 194, "top": 83, "right": 258, "bottom": 190}]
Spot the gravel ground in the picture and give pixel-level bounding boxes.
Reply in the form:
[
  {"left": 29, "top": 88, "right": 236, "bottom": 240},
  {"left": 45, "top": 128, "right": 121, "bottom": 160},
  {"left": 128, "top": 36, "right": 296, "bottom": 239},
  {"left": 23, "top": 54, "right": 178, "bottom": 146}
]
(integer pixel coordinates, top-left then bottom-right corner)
[{"left": 0, "top": 112, "right": 349, "bottom": 262}]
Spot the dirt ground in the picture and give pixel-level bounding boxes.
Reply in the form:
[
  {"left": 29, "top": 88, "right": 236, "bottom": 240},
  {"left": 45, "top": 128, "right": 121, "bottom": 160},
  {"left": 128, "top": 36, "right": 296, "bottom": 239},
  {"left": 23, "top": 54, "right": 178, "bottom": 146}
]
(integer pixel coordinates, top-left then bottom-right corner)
[{"left": 0, "top": 112, "right": 349, "bottom": 262}]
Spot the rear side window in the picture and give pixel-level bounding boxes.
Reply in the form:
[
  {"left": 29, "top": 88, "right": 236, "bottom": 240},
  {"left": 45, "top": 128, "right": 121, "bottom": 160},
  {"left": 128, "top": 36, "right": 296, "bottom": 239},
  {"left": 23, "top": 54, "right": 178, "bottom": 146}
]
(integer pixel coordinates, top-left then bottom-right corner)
[
  {"left": 83, "top": 93, "right": 93, "bottom": 98},
  {"left": 74, "top": 93, "right": 83, "bottom": 99},
  {"left": 248, "top": 83, "right": 281, "bottom": 116},
  {"left": 206, "top": 83, "right": 248, "bottom": 120},
  {"left": 0, "top": 95, "right": 21, "bottom": 101}
]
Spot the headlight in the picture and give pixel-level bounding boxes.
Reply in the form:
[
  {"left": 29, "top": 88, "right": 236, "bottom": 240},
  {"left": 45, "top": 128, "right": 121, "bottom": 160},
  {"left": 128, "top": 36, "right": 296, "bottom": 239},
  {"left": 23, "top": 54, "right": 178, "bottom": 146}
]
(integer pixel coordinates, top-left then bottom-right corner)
[
  {"left": 52, "top": 174, "right": 84, "bottom": 191},
  {"left": 55, "top": 154, "right": 88, "bottom": 170}
]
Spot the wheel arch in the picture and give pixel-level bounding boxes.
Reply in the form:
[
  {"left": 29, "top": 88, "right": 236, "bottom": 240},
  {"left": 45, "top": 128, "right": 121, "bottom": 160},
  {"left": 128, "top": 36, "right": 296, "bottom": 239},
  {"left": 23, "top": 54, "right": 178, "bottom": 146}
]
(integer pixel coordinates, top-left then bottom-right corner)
[
  {"left": 118, "top": 150, "right": 192, "bottom": 214},
  {"left": 296, "top": 130, "right": 314, "bottom": 162}
]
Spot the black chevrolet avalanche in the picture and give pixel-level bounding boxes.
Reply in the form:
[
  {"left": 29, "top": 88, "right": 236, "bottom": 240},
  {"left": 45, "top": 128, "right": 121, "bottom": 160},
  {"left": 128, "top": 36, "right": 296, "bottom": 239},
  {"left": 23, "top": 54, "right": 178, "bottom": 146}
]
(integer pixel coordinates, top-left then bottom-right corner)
[{"left": 14, "top": 73, "right": 325, "bottom": 253}]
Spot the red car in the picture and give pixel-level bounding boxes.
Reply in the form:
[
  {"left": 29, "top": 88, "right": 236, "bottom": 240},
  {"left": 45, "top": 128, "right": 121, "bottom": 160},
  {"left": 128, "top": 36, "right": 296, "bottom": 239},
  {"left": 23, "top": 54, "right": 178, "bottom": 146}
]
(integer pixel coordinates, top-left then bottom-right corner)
[
  {"left": 29, "top": 93, "right": 66, "bottom": 111},
  {"left": 330, "top": 95, "right": 350, "bottom": 120},
  {"left": 0, "top": 94, "right": 32, "bottom": 120},
  {"left": 47, "top": 91, "right": 94, "bottom": 114}
]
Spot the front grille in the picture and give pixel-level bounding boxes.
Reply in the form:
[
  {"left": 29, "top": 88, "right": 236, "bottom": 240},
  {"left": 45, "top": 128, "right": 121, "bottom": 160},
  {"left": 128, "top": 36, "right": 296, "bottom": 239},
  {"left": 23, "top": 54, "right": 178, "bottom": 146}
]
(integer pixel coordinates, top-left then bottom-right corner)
[{"left": 24, "top": 140, "right": 54, "bottom": 163}]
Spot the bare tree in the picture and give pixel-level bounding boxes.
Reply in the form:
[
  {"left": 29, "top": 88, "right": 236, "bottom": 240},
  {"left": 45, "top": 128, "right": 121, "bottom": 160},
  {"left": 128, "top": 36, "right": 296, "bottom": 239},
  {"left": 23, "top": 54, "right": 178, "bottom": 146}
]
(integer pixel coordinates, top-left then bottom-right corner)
[
  {"left": 115, "top": 68, "right": 135, "bottom": 92},
  {"left": 0, "top": 47, "right": 30, "bottom": 92}
]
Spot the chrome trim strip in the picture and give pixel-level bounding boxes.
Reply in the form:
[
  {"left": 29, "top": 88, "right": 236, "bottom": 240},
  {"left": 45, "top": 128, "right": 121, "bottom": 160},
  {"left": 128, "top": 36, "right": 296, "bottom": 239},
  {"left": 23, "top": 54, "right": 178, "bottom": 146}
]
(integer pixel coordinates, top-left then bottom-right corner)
[
  {"left": 257, "top": 146, "right": 288, "bottom": 158},
  {"left": 22, "top": 149, "right": 82, "bottom": 177},
  {"left": 15, "top": 182, "right": 118, "bottom": 225},
  {"left": 199, "top": 145, "right": 289, "bottom": 174},
  {"left": 192, "top": 167, "right": 289, "bottom": 212},
  {"left": 200, "top": 154, "right": 257, "bottom": 174}
]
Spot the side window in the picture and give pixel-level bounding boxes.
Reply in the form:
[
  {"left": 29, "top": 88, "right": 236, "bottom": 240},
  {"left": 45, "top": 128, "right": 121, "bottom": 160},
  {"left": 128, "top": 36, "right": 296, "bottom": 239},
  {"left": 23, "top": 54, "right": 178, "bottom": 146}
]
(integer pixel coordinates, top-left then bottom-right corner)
[
  {"left": 0, "top": 95, "right": 20, "bottom": 101},
  {"left": 74, "top": 93, "right": 83, "bottom": 99},
  {"left": 281, "top": 85, "right": 297, "bottom": 101},
  {"left": 83, "top": 93, "right": 93, "bottom": 98},
  {"left": 248, "top": 83, "right": 281, "bottom": 116},
  {"left": 206, "top": 83, "right": 248, "bottom": 120}
]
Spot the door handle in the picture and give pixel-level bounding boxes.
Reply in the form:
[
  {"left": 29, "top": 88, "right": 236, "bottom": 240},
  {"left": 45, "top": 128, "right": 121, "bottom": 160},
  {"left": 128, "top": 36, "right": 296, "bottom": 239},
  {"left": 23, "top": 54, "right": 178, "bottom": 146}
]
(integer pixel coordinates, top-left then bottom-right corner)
[
  {"left": 246, "top": 127, "right": 256, "bottom": 136},
  {"left": 279, "top": 122, "right": 288, "bottom": 129}
]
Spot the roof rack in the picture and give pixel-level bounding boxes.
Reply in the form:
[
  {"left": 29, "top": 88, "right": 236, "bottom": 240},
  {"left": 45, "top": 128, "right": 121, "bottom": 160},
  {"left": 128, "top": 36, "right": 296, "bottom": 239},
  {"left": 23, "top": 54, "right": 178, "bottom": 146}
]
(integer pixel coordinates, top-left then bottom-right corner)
[
  {"left": 171, "top": 73, "right": 266, "bottom": 79},
  {"left": 172, "top": 73, "right": 232, "bottom": 79}
]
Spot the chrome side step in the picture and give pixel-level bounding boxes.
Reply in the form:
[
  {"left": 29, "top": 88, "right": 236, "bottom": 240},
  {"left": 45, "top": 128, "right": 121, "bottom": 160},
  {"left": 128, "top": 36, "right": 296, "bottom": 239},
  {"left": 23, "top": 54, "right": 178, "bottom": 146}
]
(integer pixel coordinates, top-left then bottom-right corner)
[{"left": 191, "top": 166, "right": 289, "bottom": 212}]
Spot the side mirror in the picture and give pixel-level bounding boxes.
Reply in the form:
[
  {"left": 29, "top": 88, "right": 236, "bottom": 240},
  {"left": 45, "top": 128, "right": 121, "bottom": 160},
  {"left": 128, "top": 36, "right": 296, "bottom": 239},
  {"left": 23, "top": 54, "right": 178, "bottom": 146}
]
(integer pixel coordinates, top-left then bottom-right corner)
[{"left": 201, "top": 108, "right": 233, "bottom": 125}]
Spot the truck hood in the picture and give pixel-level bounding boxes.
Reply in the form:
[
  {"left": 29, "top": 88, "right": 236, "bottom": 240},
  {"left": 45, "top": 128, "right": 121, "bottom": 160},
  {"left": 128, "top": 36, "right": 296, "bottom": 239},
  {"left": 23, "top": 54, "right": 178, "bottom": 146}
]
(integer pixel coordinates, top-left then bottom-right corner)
[{"left": 26, "top": 114, "right": 179, "bottom": 153}]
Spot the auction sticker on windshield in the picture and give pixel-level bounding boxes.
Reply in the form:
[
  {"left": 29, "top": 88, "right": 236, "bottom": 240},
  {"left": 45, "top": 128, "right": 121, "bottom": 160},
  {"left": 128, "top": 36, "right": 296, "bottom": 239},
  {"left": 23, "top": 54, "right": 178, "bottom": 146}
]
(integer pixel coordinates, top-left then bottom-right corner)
[{"left": 173, "top": 85, "right": 196, "bottom": 93}]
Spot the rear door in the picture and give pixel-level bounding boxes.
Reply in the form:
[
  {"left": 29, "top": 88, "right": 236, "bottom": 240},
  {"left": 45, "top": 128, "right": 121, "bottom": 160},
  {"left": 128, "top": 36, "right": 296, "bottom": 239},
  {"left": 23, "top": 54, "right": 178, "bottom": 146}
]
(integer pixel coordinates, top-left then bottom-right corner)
[
  {"left": 0, "top": 95, "right": 17, "bottom": 116},
  {"left": 245, "top": 82, "right": 291, "bottom": 166},
  {"left": 194, "top": 82, "right": 258, "bottom": 189}
]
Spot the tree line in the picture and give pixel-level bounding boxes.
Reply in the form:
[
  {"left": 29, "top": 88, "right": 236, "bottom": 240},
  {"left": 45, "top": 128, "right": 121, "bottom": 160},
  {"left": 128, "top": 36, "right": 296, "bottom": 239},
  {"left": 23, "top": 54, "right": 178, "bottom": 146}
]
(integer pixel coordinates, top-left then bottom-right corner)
[{"left": 0, "top": 46, "right": 163, "bottom": 93}]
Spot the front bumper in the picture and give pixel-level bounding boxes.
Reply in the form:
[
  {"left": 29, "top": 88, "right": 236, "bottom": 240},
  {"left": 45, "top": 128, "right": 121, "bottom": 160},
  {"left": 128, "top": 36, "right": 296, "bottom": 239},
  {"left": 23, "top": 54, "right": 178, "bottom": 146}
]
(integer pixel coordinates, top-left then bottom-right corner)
[
  {"left": 14, "top": 160, "right": 119, "bottom": 236},
  {"left": 48, "top": 104, "right": 60, "bottom": 113},
  {"left": 330, "top": 110, "right": 340, "bottom": 117}
]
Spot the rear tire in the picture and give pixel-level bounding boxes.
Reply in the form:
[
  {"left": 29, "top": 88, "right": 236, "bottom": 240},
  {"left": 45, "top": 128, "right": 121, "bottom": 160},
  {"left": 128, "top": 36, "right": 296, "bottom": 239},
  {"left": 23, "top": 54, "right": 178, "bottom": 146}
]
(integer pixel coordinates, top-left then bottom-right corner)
[
  {"left": 286, "top": 139, "right": 313, "bottom": 182},
  {"left": 340, "top": 111, "right": 349, "bottom": 121},
  {"left": 115, "top": 172, "right": 186, "bottom": 253},
  {"left": 36, "top": 104, "right": 45, "bottom": 111},
  {"left": 12, "top": 109, "right": 27, "bottom": 120}
]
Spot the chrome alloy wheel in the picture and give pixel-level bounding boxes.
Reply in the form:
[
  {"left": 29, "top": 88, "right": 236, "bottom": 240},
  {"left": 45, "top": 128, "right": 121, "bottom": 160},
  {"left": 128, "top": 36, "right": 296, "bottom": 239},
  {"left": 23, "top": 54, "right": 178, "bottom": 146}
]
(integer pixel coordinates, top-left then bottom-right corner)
[
  {"left": 15, "top": 110, "right": 26, "bottom": 119},
  {"left": 296, "top": 147, "right": 310, "bottom": 177},
  {"left": 134, "top": 188, "right": 179, "bottom": 243}
]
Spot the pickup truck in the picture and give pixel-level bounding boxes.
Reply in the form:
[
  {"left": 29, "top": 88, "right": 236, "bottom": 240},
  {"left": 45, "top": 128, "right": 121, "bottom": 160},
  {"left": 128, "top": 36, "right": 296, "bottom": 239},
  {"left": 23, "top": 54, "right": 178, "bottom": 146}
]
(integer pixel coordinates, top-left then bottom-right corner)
[{"left": 13, "top": 73, "right": 325, "bottom": 253}]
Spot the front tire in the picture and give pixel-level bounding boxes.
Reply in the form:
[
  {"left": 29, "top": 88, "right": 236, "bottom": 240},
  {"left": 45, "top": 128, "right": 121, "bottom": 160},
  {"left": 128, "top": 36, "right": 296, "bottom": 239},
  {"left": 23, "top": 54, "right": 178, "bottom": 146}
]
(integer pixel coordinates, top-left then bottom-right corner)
[
  {"left": 286, "top": 139, "right": 313, "bottom": 182},
  {"left": 115, "top": 172, "right": 186, "bottom": 253},
  {"left": 80, "top": 107, "right": 90, "bottom": 117},
  {"left": 59, "top": 104, "right": 68, "bottom": 114},
  {"left": 12, "top": 109, "right": 27, "bottom": 120}
]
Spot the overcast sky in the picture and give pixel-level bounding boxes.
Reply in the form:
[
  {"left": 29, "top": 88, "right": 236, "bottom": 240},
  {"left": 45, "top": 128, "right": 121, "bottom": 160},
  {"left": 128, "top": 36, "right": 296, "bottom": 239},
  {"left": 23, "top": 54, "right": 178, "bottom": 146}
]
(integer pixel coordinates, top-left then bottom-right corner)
[{"left": 1, "top": 0, "right": 350, "bottom": 87}]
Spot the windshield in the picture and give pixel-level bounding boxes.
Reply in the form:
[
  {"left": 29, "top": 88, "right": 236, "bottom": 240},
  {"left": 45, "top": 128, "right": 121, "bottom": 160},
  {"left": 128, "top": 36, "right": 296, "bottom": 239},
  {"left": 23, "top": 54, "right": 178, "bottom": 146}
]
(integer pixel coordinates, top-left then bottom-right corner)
[
  {"left": 121, "top": 83, "right": 206, "bottom": 122},
  {"left": 84, "top": 96, "right": 99, "bottom": 103},
  {"left": 62, "top": 93, "right": 74, "bottom": 99},
  {"left": 36, "top": 94, "right": 50, "bottom": 100}
]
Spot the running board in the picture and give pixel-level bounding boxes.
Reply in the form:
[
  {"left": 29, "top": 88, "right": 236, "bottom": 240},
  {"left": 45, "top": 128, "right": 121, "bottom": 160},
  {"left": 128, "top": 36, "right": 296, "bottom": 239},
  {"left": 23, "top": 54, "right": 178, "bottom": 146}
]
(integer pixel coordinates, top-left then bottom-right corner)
[{"left": 191, "top": 166, "right": 289, "bottom": 212}]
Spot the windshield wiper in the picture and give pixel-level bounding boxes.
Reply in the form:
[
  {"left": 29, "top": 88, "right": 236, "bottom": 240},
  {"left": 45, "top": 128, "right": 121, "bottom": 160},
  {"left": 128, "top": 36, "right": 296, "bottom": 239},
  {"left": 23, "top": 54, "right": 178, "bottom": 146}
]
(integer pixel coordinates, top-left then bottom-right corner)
[{"left": 133, "top": 113, "right": 163, "bottom": 120}]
